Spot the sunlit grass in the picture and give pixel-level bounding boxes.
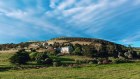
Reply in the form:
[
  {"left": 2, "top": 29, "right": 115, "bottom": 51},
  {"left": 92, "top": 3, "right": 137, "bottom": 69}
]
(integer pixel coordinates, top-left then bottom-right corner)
[
  {"left": 1, "top": 63, "right": 140, "bottom": 79},
  {"left": 0, "top": 53, "right": 14, "bottom": 66}
]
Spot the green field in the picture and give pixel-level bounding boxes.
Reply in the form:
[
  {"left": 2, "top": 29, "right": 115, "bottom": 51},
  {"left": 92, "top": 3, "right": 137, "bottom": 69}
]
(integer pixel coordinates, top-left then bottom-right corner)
[{"left": 1, "top": 53, "right": 140, "bottom": 79}]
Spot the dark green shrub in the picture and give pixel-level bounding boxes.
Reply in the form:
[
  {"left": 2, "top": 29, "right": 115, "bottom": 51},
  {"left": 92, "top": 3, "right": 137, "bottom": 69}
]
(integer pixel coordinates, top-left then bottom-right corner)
[
  {"left": 53, "top": 59, "right": 60, "bottom": 62},
  {"left": 97, "top": 58, "right": 110, "bottom": 64},
  {"left": 89, "top": 61, "right": 94, "bottom": 64},
  {"left": 53, "top": 61, "right": 61, "bottom": 67},
  {"left": 136, "top": 51, "right": 140, "bottom": 58},
  {"left": 72, "top": 47, "right": 82, "bottom": 55},
  {"left": 111, "top": 58, "right": 130, "bottom": 64},
  {"left": 35, "top": 52, "right": 52, "bottom": 65},
  {"left": 53, "top": 59, "right": 62, "bottom": 67},
  {"left": 53, "top": 62, "right": 59, "bottom": 67},
  {"left": 29, "top": 52, "right": 38, "bottom": 61},
  {"left": 92, "top": 59, "right": 98, "bottom": 64},
  {"left": 45, "top": 58, "right": 53, "bottom": 64},
  {"left": 82, "top": 46, "right": 96, "bottom": 57},
  {"left": 9, "top": 50, "right": 30, "bottom": 65}
]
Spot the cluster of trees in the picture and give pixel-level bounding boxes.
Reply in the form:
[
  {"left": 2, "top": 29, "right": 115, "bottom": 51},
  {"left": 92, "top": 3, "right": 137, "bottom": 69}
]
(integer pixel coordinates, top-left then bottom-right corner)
[
  {"left": 73, "top": 44, "right": 140, "bottom": 59},
  {"left": 9, "top": 49, "right": 53, "bottom": 65},
  {"left": 49, "top": 42, "right": 129, "bottom": 58},
  {"left": 10, "top": 49, "right": 30, "bottom": 64},
  {"left": 52, "top": 42, "right": 140, "bottom": 59},
  {"left": 9, "top": 45, "right": 138, "bottom": 66},
  {"left": 0, "top": 42, "right": 34, "bottom": 50},
  {"left": 0, "top": 43, "right": 18, "bottom": 50},
  {"left": 9, "top": 49, "right": 135, "bottom": 67},
  {"left": 48, "top": 37, "right": 135, "bottom": 58}
]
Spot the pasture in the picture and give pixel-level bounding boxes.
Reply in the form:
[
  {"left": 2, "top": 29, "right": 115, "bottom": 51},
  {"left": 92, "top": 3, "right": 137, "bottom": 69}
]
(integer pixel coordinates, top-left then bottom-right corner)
[{"left": 0, "top": 52, "right": 140, "bottom": 79}]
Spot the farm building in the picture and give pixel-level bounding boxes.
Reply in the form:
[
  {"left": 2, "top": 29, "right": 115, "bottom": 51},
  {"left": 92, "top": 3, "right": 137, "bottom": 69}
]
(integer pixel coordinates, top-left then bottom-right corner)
[{"left": 61, "top": 46, "right": 73, "bottom": 54}]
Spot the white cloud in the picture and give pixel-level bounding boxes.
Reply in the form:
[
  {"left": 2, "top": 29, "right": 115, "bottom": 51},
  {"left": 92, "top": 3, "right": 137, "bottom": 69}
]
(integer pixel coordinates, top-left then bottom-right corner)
[
  {"left": 5, "top": 10, "right": 27, "bottom": 19},
  {"left": 46, "top": 0, "right": 129, "bottom": 26},
  {"left": 50, "top": 0, "right": 59, "bottom": 9},
  {"left": 0, "top": 0, "right": 140, "bottom": 43},
  {"left": 109, "top": 0, "right": 127, "bottom": 7},
  {"left": 0, "top": 1, "right": 81, "bottom": 39},
  {"left": 122, "top": 33, "right": 140, "bottom": 43},
  {"left": 46, "top": 0, "right": 140, "bottom": 43},
  {"left": 57, "top": 0, "right": 76, "bottom": 10}
]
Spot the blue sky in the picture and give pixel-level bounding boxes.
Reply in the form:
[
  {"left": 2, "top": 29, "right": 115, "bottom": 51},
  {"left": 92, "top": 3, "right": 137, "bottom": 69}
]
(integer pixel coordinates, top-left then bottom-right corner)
[{"left": 0, "top": 0, "right": 140, "bottom": 47}]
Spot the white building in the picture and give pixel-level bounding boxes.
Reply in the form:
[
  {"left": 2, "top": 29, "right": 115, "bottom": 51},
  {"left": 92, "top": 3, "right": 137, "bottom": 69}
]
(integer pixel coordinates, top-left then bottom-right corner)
[{"left": 61, "top": 46, "right": 73, "bottom": 54}]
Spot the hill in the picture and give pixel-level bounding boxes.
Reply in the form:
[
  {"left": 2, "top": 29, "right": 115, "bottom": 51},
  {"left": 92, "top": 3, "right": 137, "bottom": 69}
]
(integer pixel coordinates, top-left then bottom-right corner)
[
  {"left": 0, "top": 37, "right": 135, "bottom": 58},
  {"left": 48, "top": 37, "right": 121, "bottom": 45},
  {"left": 46, "top": 37, "right": 130, "bottom": 57}
]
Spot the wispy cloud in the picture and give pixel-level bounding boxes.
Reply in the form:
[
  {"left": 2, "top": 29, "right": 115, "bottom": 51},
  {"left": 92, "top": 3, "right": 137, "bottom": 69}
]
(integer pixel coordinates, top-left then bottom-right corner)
[{"left": 0, "top": 0, "right": 140, "bottom": 46}]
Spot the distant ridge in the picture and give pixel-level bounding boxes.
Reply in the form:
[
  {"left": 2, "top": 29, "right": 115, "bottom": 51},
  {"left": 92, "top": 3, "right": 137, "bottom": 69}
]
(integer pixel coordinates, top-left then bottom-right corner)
[
  {"left": 49, "top": 37, "right": 121, "bottom": 45},
  {"left": 52, "top": 37, "right": 105, "bottom": 42}
]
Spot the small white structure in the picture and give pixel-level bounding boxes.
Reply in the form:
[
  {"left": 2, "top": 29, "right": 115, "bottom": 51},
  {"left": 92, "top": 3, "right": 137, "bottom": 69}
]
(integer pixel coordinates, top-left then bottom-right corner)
[{"left": 61, "top": 46, "right": 73, "bottom": 54}]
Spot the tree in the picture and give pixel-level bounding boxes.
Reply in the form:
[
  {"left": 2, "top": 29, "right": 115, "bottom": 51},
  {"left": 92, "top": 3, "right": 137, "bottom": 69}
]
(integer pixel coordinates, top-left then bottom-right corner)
[
  {"left": 127, "top": 45, "right": 138, "bottom": 58},
  {"left": 106, "top": 44, "right": 116, "bottom": 56},
  {"left": 9, "top": 49, "right": 30, "bottom": 65},
  {"left": 35, "top": 52, "right": 52, "bottom": 65},
  {"left": 72, "top": 47, "right": 82, "bottom": 55},
  {"left": 82, "top": 46, "right": 94, "bottom": 57},
  {"left": 94, "top": 43, "right": 108, "bottom": 57},
  {"left": 29, "top": 52, "right": 38, "bottom": 61}
]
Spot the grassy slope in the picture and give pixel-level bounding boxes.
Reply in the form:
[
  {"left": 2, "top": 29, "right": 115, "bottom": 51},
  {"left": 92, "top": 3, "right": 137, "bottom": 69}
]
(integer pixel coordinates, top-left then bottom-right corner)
[
  {"left": 1, "top": 63, "right": 140, "bottom": 79},
  {"left": 1, "top": 53, "right": 140, "bottom": 79},
  {"left": 0, "top": 53, "right": 13, "bottom": 66}
]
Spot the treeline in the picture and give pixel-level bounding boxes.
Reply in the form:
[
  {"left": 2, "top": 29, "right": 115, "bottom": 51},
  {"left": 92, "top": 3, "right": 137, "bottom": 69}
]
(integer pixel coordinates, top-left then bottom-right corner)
[
  {"left": 49, "top": 42, "right": 139, "bottom": 59},
  {"left": 52, "top": 37, "right": 114, "bottom": 43},
  {"left": 0, "top": 42, "right": 33, "bottom": 50},
  {"left": 0, "top": 43, "right": 18, "bottom": 50}
]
